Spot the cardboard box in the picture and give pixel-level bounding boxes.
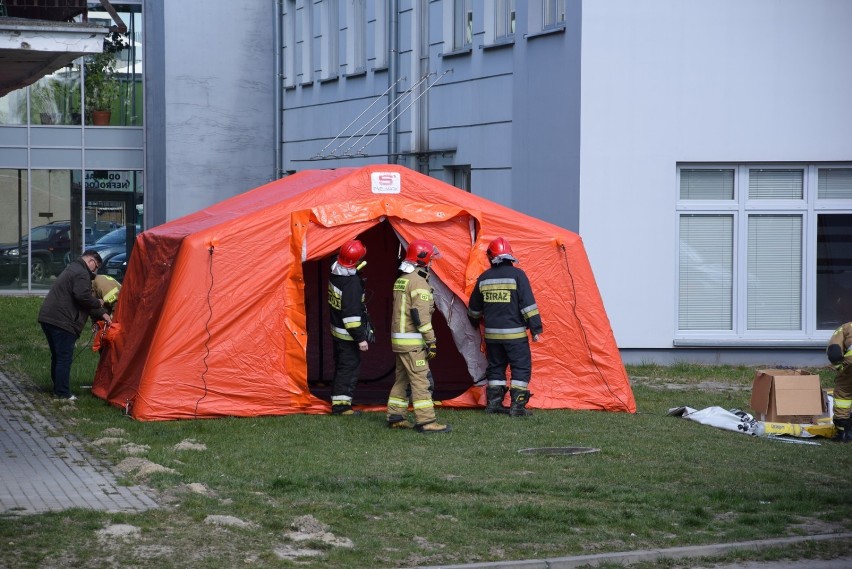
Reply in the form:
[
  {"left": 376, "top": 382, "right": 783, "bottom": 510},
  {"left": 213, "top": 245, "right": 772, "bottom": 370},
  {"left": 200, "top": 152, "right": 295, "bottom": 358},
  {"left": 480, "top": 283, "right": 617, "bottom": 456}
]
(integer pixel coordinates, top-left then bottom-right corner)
[{"left": 750, "top": 369, "right": 825, "bottom": 424}]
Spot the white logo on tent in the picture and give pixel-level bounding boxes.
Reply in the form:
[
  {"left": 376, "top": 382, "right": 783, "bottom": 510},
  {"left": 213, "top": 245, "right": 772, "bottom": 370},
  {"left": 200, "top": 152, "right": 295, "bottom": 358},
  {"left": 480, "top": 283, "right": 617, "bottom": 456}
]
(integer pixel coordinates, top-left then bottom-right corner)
[{"left": 371, "top": 172, "right": 401, "bottom": 194}]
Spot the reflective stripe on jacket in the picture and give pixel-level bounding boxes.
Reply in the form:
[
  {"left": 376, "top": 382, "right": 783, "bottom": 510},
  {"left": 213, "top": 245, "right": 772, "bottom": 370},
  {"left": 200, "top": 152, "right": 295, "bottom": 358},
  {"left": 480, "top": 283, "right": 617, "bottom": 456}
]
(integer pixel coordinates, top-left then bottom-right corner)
[
  {"left": 391, "top": 270, "right": 435, "bottom": 352},
  {"left": 328, "top": 273, "right": 368, "bottom": 342},
  {"left": 468, "top": 262, "right": 542, "bottom": 342}
]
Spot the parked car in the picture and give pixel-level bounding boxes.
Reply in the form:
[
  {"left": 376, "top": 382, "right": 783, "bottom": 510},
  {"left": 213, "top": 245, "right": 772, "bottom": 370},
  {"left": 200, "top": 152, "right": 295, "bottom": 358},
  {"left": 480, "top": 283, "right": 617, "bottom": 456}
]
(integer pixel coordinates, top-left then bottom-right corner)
[
  {"left": 0, "top": 221, "right": 72, "bottom": 284},
  {"left": 101, "top": 251, "right": 127, "bottom": 282},
  {"left": 86, "top": 225, "right": 137, "bottom": 266}
]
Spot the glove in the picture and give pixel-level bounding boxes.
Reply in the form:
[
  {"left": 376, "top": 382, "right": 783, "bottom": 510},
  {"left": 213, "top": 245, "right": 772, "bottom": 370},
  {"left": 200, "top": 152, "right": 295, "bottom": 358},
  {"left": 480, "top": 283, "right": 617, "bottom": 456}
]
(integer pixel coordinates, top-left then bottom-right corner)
[
  {"left": 426, "top": 342, "right": 437, "bottom": 360},
  {"left": 366, "top": 327, "right": 376, "bottom": 344},
  {"left": 827, "top": 344, "right": 843, "bottom": 365}
]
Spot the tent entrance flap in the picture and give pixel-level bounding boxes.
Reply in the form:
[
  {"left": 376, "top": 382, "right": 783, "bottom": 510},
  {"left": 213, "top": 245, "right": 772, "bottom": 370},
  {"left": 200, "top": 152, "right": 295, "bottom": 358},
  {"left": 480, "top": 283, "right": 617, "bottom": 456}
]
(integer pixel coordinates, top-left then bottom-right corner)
[{"left": 303, "top": 220, "right": 475, "bottom": 405}]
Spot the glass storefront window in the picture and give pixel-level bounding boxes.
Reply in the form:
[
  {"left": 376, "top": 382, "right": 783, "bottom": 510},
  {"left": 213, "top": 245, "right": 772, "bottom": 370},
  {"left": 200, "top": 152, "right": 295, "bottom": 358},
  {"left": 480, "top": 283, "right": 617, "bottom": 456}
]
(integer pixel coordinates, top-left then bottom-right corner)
[
  {"left": 0, "top": 170, "right": 73, "bottom": 290},
  {"left": 0, "top": 170, "right": 30, "bottom": 286},
  {"left": 78, "top": 169, "right": 143, "bottom": 279}
]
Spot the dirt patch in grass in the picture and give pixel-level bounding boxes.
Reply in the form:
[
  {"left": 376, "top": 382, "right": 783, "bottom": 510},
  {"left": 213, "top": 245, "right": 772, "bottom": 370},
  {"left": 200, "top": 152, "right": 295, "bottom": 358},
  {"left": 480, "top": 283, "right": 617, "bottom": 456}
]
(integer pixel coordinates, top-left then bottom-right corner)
[
  {"left": 173, "top": 438, "right": 207, "bottom": 451},
  {"left": 116, "top": 457, "right": 177, "bottom": 479},
  {"left": 630, "top": 376, "right": 752, "bottom": 392}
]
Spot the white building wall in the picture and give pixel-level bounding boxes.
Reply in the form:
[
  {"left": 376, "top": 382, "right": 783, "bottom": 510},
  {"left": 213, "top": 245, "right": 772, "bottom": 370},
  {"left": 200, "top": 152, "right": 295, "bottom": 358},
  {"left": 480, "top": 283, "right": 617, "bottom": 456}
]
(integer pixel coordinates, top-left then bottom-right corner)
[
  {"left": 579, "top": 0, "right": 852, "bottom": 351},
  {"left": 162, "top": 1, "right": 275, "bottom": 220}
]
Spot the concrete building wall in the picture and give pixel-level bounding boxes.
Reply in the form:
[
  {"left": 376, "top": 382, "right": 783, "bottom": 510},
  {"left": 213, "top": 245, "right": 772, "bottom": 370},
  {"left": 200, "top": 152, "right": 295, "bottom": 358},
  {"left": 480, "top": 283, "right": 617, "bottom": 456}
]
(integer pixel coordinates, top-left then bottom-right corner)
[
  {"left": 159, "top": 0, "right": 275, "bottom": 221},
  {"left": 578, "top": 0, "right": 852, "bottom": 362}
]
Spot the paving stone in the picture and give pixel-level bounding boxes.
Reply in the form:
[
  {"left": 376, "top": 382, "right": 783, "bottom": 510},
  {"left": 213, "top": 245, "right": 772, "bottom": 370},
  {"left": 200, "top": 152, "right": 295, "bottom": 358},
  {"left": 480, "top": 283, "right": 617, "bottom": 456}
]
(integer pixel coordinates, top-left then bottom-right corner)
[{"left": 0, "top": 369, "right": 158, "bottom": 515}]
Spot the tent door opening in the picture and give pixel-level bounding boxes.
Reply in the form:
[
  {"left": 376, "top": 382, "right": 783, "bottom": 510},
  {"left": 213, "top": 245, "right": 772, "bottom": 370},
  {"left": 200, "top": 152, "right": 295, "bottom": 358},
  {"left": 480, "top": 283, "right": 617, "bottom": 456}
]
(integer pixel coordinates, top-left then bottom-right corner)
[{"left": 303, "top": 220, "right": 475, "bottom": 405}]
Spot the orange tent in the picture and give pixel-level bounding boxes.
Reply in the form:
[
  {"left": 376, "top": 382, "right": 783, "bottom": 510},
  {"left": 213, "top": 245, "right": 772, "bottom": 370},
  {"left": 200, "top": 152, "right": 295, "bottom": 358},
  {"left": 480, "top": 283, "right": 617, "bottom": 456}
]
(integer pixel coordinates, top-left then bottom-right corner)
[{"left": 93, "top": 165, "right": 635, "bottom": 420}]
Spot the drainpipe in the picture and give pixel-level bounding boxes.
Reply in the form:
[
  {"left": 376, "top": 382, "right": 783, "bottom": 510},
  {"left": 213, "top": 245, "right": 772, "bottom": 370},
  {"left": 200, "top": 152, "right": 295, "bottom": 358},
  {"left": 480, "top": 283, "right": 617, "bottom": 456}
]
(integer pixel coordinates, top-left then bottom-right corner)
[
  {"left": 388, "top": 0, "right": 399, "bottom": 164},
  {"left": 273, "top": 0, "right": 283, "bottom": 178}
]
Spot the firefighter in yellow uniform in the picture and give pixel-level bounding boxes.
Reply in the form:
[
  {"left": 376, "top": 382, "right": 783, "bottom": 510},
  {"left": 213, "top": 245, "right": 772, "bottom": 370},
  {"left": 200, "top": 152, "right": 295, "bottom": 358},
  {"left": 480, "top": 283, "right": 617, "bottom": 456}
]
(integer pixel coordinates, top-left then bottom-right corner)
[
  {"left": 90, "top": 274, "right": 121, "bottom": 352},
  {"left": 92, "top": 274, "right": 121, "bottom": 312},
  {"left": 827, "top": 322, "right": 852, "bottom": 442},
  {"left": 386, "top": 239, "right": 451, "bottom": 433}
]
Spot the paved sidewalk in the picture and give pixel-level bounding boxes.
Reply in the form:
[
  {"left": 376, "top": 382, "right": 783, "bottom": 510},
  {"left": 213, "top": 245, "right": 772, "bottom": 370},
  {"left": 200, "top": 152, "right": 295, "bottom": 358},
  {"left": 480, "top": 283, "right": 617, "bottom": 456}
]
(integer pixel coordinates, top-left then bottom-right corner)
[
  {"left": 418, "top": 533, "right": 852, "bottom": 568},
  {"left": 0, "top": 368, "right": 158, "bottom": 515}
]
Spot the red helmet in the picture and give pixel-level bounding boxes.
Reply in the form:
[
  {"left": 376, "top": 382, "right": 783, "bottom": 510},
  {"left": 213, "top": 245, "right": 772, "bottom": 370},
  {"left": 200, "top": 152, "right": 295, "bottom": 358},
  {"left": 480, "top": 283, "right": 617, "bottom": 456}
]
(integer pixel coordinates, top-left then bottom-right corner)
[
  {"left": 337, "top": 239, "right": 367, "bottom": 268},
  {"left": 404, "top": 239, "right": 440, "bottom": 266},
  {"left": 487, "top": 237, "right": 514, "bottom": 260}
]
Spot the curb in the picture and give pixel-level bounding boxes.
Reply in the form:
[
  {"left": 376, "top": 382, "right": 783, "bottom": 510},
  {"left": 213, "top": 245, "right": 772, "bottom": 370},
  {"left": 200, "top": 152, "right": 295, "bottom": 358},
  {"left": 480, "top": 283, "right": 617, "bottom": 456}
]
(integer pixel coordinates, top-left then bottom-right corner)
[{"left": 417, "top": 532, "right": 852, "bottom": 569}]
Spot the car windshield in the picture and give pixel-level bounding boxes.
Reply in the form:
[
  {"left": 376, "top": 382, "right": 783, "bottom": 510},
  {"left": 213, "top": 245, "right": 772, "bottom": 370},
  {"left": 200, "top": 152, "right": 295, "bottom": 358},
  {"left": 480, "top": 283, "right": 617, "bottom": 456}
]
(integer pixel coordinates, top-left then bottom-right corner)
[
  {"left": 27, "top": 225, "right": 60, "bottom": 241},
  {"left": 95, "top": 227, "right": 126, "bottom": 245}
]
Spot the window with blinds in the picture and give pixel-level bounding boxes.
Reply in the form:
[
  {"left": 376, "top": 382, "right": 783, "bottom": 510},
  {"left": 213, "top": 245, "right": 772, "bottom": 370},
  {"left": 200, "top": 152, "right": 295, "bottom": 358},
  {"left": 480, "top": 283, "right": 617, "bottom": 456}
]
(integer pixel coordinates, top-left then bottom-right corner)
[
  {"left": 677, "top": 162, "right": 851, "bottom": 339},
  {"left": 818, "top": 168, "right": 852, "bottom": 199},
  {"left": 678, "top": 215, "right": 733, "bottom": 330},
  {"left": 680, "top": 169, "right": 734, "bottom": 200},
  {"left": 748, "top": 169, "right": 803, "bottom": 200},
  {"left": 746, "top": 215, "right": 802, "bottom": 330}
]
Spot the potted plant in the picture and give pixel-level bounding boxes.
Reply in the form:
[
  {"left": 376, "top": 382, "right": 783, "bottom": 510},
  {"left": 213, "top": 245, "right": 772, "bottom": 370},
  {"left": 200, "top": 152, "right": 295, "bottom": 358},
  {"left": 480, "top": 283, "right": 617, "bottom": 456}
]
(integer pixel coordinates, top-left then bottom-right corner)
[
  {"left": 84, "top": 31, "right": 127, "bottom": 126},
  {"left": 28, "top": 80, "right": 62, "bottom": 124}
]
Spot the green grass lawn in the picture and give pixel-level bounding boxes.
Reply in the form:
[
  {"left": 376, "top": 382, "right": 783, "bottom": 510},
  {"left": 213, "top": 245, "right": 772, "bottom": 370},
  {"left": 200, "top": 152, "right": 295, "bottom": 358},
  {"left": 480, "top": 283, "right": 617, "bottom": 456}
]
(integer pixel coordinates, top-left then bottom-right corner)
[{"left": 0, "top": 296, "right": 849, "bottom": 568}]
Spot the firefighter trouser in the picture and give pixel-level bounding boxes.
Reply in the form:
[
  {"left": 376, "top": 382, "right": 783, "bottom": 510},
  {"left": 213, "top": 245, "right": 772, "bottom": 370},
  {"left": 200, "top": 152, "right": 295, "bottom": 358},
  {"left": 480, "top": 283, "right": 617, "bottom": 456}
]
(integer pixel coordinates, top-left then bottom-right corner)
[
  {"left": 387, "top": 349, "right": 436, "bottom": 426},
  {"left": 485, "top": 340, "right": 532, "bottom": 388},
  {"left": 834, "top": 369, "right": 852, "bottom": 422},
  {"left": 332, "top": 339, "right": 361, "bottom": 407}
]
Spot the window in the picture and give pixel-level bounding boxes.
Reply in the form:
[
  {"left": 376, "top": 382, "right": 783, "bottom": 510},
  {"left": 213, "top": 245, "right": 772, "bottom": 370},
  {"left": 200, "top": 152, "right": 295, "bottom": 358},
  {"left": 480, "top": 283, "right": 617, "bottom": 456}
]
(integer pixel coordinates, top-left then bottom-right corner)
[
  {"left": 453, "top": 0, "right": 473, "bottom": 51},
  {"left": 679, "top": 214, "right": 733, "bottom": 330},
  {"left": 484, "top": 0, "right": 515, "bottom": 45},
  {"left": 372, "top": 0, "right": 387, "bottom": 69},
  {"left": 283, "top": 0, "right": 297, "bottom": 87},
  {"left": 817, "top": 213, "right": 852, "bottom": 329},
  {"left": 320, "top": 0, "right": 340, "bottom": 80},
  {"left": 543, "top": 0, "right": 566, "bottom": 30},
  {"left": 297, "top": 0, "right": 313, "bottom": 84},
  {"left": 527, "top": 0, "right": 565, "bottom": 35},
  {"left": 447, "top": 165, "right": 471, "bottom": 193},
  {"left": 677, "top": 164, "right": 852, "bottom": 340},
  {"left": 496, "top": 0, "right": 516, "bottom": 40},
  {"left": 346, "top": 0, "right": 366, "bottom": 74},
  {"left": 84, "top": 3, "right": 143, "bottom": 126}
]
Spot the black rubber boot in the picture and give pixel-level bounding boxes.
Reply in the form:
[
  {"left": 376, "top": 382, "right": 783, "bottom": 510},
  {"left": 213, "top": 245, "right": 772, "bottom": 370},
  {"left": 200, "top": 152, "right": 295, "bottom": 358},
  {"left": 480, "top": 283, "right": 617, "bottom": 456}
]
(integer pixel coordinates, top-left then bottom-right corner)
[
  {"left": 387, "top": 414, "right": 413, "bottom": 429},
  {"left": 509, "top": 388, "right": 533, "bottom": 418},
  {"left": 331, "top": 404, "right": 361, "bottom": 416},
  {"left": 831, "top": 418, "right": 852, "bottom": 443},
  {"left": 485, "top": 386, "right": 509, "bottom": 414}
]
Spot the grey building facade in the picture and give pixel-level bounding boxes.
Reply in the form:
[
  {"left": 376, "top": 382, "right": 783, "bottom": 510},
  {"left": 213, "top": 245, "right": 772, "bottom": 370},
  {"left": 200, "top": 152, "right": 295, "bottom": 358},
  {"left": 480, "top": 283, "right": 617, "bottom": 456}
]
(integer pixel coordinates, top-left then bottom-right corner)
[{"left": 2, "top": 0, "right": 851, "bottom": 367}]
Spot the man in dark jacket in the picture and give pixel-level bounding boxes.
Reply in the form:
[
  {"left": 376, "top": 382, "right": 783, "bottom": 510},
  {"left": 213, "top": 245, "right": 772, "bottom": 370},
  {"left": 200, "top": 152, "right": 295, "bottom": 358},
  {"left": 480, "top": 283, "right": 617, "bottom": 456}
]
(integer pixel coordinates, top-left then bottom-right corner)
[
  {"left": 38, "top": 250, "right": 111, "bottom": 400},
  {"left": 468, "top": 237, "right": 543, "bottom": 417}
]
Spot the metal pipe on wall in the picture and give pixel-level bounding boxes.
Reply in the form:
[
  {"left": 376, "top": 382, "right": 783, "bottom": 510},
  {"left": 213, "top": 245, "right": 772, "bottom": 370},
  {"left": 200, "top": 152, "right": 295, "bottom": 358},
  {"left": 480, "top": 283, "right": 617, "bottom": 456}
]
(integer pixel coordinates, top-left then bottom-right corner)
[
  {"left": 273, "top": 0, "right": 283, "bottom": 178},
  {"left": 388, "top": 0, "right": 398, "bottom": 163}
]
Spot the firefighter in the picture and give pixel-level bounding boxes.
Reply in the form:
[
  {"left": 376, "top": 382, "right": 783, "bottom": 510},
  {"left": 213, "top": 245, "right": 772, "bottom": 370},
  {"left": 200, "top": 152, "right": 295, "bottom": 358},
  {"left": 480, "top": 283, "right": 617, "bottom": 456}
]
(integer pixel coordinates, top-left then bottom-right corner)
[
  {"left": 827, "top": 322, "right": 852, "bottom": 442},
  {"left": 90, "top": 273, "right": 122, "bottom": 352},
  {"left": 92, "top": 274, "right": 121, "bottom": 314},
  {"left": 328, "top": 239, "right": 373, "bottom": 415},
  {"left": 468, "top": 237, "right": 543, "bottom": 417},
  {"left": 386, "top": 239, "right": 451, "bottom": 433}
]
